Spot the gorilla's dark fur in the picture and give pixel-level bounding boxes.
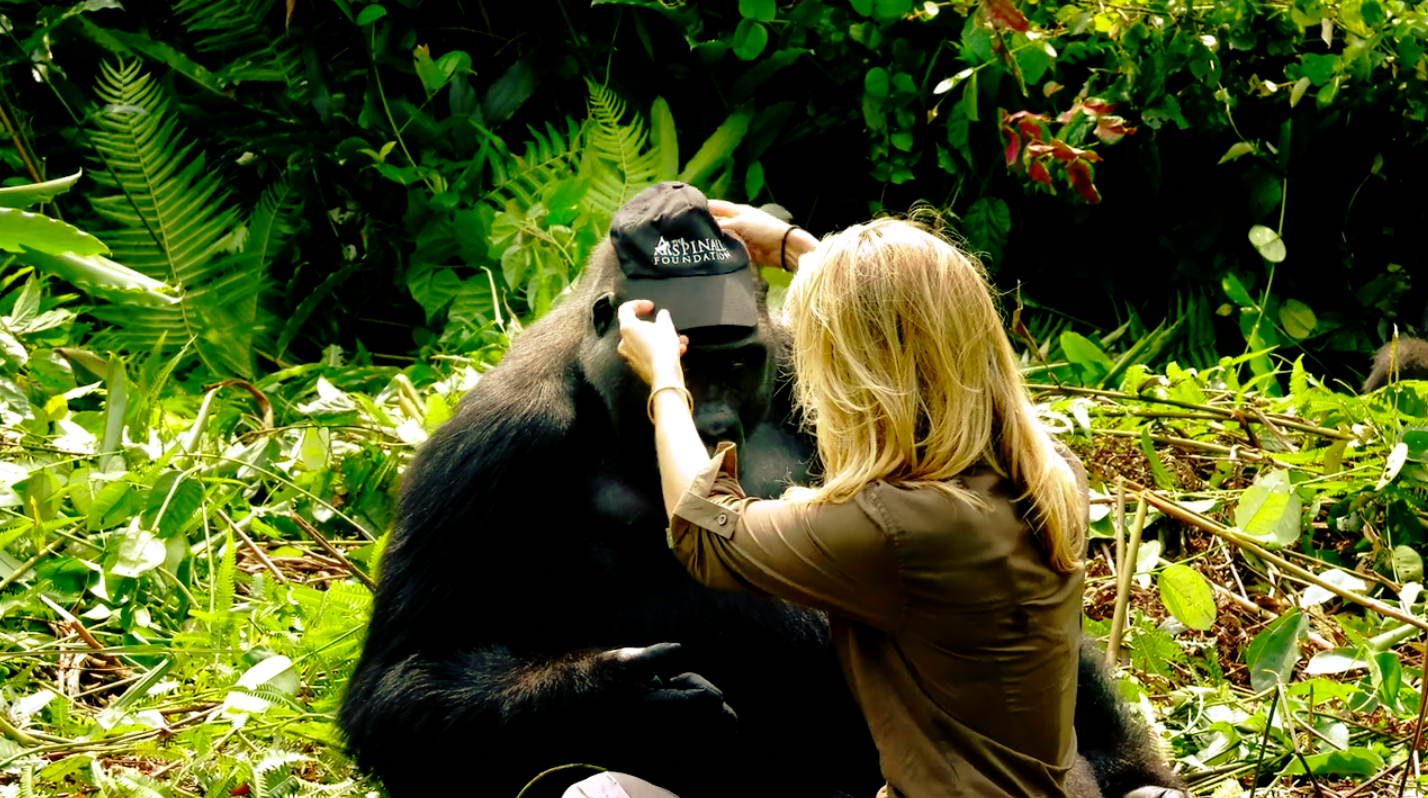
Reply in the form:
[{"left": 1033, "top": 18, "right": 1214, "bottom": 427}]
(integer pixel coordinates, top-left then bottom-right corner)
[
  {"left": 339, "top": 235, "right": 1186, "bottom": 798},
  {"left": 1362, "top": 337, "right": 1428, "bottom": 393}
]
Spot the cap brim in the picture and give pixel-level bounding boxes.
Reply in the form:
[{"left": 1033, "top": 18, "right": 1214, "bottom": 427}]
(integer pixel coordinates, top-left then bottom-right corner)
[{"left": 627, "top": 269, "right": 759, "bottom": 330}]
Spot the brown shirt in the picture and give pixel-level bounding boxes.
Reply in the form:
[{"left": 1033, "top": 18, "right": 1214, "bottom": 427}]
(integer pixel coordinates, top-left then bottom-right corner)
[{"left": 669, "top": 444, "right": 1085, "bottom": 798}]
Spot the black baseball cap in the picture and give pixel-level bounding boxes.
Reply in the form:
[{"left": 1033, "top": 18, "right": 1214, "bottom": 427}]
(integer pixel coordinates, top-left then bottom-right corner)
[{"left": 611, "top": 182, "right": 758, "bottom": 330}]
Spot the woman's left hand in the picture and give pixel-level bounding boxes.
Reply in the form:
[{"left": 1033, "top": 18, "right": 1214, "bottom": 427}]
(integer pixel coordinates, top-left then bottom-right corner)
[{"left": 618, "top": 300, "right": 689, "bottom": 388}]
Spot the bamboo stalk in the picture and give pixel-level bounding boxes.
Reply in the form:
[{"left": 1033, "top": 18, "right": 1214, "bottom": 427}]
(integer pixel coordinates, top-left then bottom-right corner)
[{"left": 1107, "top": 490, "right": 1148, "bottom": 667}]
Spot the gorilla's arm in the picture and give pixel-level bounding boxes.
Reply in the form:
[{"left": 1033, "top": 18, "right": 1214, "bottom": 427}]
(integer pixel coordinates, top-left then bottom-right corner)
[{"left": 339, "top": 310, "right": 738, "bottom": 793}]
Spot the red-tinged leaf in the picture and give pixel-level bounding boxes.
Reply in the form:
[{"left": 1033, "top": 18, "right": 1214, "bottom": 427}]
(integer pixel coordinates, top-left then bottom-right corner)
[
  {"left": 1029, "top": 139, "right": 1100, "bottom": 163},
  {"left": 1002, "top": 125, "right": 1022, "bottom": 168},
  {"left": 1017, "top": 116, "right": 1048, "bottom": 141},
  {"left": 1066, "top": 160, "right": 1102, "bottom": 204},
  {"left": 1029, "top": 161, "right": 1054, "bottom": 188},
  {"left": 1093, "top": 116, "right": 1138, "bottom": 143},
  {"left": 981, "top": 0, "right": 1029, "bottom": 31},
  {"left": 1083, "top": 97, "right": 1116, "bottom": 115},
  {"left": 1043, "top": 81, "right": 1063, "bottom": 97}
]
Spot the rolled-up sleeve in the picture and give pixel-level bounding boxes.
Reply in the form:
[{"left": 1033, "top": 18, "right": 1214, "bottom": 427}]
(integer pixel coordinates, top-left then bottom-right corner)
[{"left": 668, "top": 442, "right": 905, "bottom": 632}]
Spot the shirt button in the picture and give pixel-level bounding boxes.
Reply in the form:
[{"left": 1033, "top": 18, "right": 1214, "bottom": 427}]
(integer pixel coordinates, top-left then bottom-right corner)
[{"left": 717, "top": 513, "right": 728, "bottom": 526}]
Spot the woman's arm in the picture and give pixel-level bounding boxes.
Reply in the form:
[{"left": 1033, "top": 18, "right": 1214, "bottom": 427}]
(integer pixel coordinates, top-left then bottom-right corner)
[
  {"left": 707, "top": 200, "right": 819, "bottom": 271},
  {"left": 616, "top": 299, "right": 706, "bottom": 517}
]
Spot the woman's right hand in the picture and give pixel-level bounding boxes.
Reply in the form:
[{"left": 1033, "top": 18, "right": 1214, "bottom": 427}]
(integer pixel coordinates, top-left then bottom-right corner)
[{"left": 708, "top": 200, "right": 807, "bottom": 270}]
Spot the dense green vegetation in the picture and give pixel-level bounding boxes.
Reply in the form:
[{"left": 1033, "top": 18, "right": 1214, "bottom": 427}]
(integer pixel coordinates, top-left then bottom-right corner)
[{"left": 0, "top": 0, "right": 1426, "bottom": 795}]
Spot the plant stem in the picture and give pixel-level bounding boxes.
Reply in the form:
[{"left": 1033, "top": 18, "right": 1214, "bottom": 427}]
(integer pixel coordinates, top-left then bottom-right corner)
[
  {"left": 1140, "top": 488, "right": 1428, "bottom": 633},
  {"left": 1107, "top": 489, "right": 1147, "bottom": 667}
]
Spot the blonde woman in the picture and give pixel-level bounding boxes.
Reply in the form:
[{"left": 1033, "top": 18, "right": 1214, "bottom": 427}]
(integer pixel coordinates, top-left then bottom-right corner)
[{"left": 616, "top": 204, "right": 1090, "bottom": 798}]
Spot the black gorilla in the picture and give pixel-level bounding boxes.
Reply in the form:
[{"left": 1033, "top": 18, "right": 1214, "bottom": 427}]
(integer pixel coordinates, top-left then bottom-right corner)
[{"left": 339, "top": 197, "right": 1186, "bottom": 798}]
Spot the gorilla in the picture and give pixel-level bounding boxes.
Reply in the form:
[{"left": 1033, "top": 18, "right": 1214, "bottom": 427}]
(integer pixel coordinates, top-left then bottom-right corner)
[
  {"left": 339, "top": 184, "right": 1187, "bottom": 798},
  {"left": 1363, "top": 337, "right": 1428, "bottom": 392},
  {"left": 1363, "top": 302, "right": 1428, "bottom": 393}
]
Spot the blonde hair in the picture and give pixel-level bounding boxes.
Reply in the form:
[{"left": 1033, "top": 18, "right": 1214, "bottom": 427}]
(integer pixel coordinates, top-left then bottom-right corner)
[{"left": 782, "top": 217, "right": 1084, "bottom": 572}]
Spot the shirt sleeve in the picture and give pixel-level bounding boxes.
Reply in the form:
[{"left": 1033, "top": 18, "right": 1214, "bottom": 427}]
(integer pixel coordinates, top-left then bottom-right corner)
[{"left": 668, "top": 442, "right": 905, "bottom": 632}]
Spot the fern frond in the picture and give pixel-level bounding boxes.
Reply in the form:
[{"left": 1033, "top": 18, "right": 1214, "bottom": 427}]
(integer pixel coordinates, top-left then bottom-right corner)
[
  {"left": 85, "top": 60, "right": 265, "bottom": 375},
  {"left": 581, "top": 81, "right": 663, "bottom": 220},
  {"left": 480, "top": 119, "right": 584, "bottom": 212},
  {"left": 173, "top": 0, "right": 301, "bottom": 89}
]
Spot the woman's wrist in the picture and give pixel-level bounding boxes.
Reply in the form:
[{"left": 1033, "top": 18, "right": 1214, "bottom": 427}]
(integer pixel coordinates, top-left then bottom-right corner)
[
  {"left": 647, "top": 384, "right": 694, "bottom": 423},
  {"left": 781, "top": 227, "right": 818, "bottom": 271}
]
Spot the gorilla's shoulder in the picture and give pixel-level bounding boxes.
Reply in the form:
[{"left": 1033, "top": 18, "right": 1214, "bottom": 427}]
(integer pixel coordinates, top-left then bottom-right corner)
[{"left": 400, "top": 301, "right": 589, "bottom": 515}]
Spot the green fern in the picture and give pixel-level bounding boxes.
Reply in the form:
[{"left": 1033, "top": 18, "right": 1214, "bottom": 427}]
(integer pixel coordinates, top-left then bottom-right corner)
[
  {"left": 480, "top": 118, "right": 585, "bottom": 211},
  {"left": 173, "top": 0, "right": 301, "bottom": 89},
  {"left": 85, "top": 60, "right": 260, "bottom": 376},
  {"left": 581, "top": 80, "right": 666, "bottom": 221}
]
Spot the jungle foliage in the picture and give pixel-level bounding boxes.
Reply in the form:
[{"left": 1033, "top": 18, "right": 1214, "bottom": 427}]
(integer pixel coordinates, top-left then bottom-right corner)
[{"left": 0, "top": 0, "right": 1426, "bottom": 796}]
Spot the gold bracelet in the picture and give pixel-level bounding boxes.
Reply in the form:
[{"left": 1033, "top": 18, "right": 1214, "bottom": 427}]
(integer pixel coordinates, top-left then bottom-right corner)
[{"left": 647, "top": 384, "right": 694, "bottom": 423}]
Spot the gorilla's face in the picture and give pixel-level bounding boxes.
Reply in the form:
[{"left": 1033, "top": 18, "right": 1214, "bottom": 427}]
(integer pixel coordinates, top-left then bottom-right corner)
[
  {"left": 584, "top": 288, "right": 778, "bottom": 455},
  {"left": 680, "top": 325, "right": 777, "bottom": 454}
]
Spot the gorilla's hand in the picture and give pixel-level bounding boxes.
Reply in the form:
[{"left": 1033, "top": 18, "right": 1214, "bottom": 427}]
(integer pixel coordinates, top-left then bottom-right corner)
[{"left": 598, "top": 643, "right": 739, "bottom": 726}]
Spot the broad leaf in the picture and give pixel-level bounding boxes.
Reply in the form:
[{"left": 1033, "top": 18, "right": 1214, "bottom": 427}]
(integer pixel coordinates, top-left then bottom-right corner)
[
  {"left": 1245, "top": 610, "right": 1307, "bottom": 692},
  {"left": 0, "top": 208, "right": 109, "bottom": 257},
  {"left": 1157, "top": 564, "right": 1217, "bottom": 630},
  {"left": 0, "top": 171, "right": 83, "bottom": 209},
  {"left": 1234, "top": 469, "right": 1301, "bottom": 548}
]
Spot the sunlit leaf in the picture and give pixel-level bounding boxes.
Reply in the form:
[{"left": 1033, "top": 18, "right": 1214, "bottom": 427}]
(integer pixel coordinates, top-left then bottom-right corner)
[
  {"left": 1158, "top": 564, "right": 1217, "bottom": 630},
  {"left": 1248, "top": 225, "right": 1286, "bottom": 262}
]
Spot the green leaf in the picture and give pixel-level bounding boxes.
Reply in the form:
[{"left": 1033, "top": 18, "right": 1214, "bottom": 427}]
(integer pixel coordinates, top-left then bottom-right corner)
[
  {"left": 1222, "top": 272, "right": 1255, "bottom": 307},
  {"left": 481, "top": 57, "right": 539, "bottom": 126},
  {"left": 1060, "top": 331, "right": 1115, "bottom": 386},
  {"left": 77, "top": 20, "right": 225, "bottom": 94},
  {"left": 1157, "top": 564, "right": 1217, "bottom": 630},
  {"left": 650, "top": 97, "right": 679, "bottom": 181},
  {"left": 745, "top": 160, "right": 766, "bottom": 200},
  {"left": 1369, "top": 649, "right": 1401, "bottom": 708},
  {"left": 1403, "top": 427, "right": 1428, "bottom": 462},
  {"left": 731, "top": 49, "right": 807, "bottom": 101},
  {"left": 959, "top": 196, "right": 1010, "bottom": 263},
  {"left": 0, "top": 171, "right": 83, "bottom": 209},
  {"left": 864, "top": 67, "right": 890, "bottom": 99},
  {"left": 1281, "top": 748, "right": 1384, "bottom": 778},
  {"left": 1245, "top": 610, "right": 1307, "bottom": 692},
  {"left": 1300, "top": 53, "right": 1340, "bottom": 85},
  {"left": 113, "top": 522, "right": 167, "bottom": 578},
  {"left": 1139, "top": 428, "right": 1177, "bottom": 489},
  {"left": 850, "top": 0, "right": 873, "bottom": 15},
  {"left": 873, "top": 0, "right": 913, "bottom": 21},
  {"left": 679, "top": 108, "right": 754, "bottom": 187},
  {"left": 739, "top": 0, "right": 776, "bottom": 22},
  {"left": 147, "top": 475, "right": 203, "bottom": 539},
  {"left": 732, "top": 19, "right": 769, "bottom": 60},
  {"left": 100, "top": 354, "right": 129, "bottom": 473},
  {"left": 356, "top": 4, "right": 386, "bottom": 24},
  {"left": 1278, "top": 298, "right": 1315, "bottom": 338},
  {"left": 1393, "top": 544, "right": 1423, "bottom": 582},
  {"left": 0, "top": 208, "right": 109, "bottom": 257},
  {"left": 961, "top": 69, "right": 980, "bottom": 122},
  {"left": 1217, "top": 141, "right": 1256, "bottom": 164},
  {"left": 1235, "top": 469, "right": 1301, "bottom": 548},
  {"left": 1248, "top": 225, "right": 1286, "bottom": 262},
  {"left": 1289, "top": 76, "right": 1312, "bottom": 108}
]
